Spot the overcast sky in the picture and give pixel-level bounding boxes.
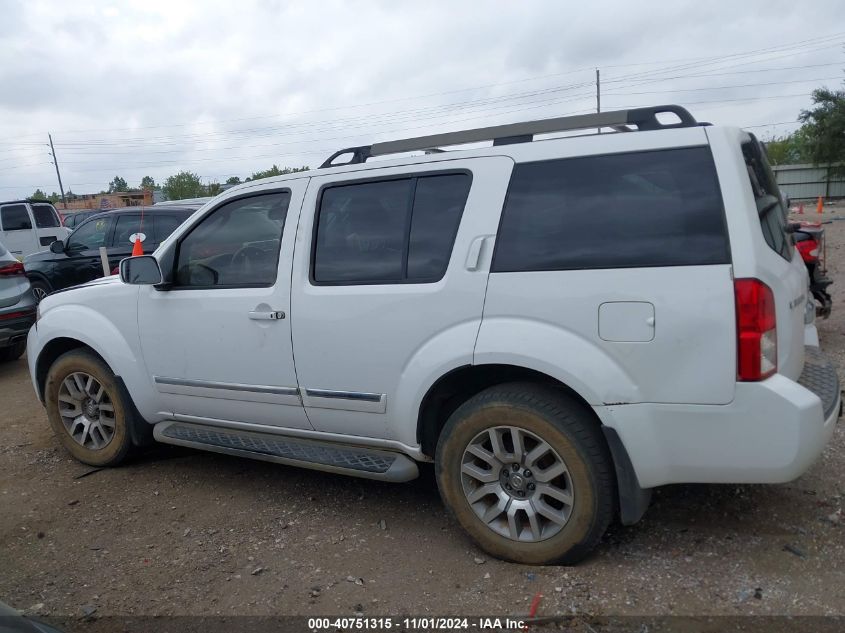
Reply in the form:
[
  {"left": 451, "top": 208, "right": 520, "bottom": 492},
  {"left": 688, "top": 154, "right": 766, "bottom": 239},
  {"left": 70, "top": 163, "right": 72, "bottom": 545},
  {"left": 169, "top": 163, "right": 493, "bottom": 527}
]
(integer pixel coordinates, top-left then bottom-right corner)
[{"left": 0, "top": 0, "right": 843, "bottom": 200}]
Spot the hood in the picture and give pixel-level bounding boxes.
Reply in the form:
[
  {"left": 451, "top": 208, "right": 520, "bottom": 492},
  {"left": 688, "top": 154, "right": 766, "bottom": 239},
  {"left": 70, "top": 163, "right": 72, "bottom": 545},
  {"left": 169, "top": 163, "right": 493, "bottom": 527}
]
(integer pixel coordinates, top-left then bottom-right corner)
[{"left": 47, "top": 275, "right": 122, "bottom": 299}]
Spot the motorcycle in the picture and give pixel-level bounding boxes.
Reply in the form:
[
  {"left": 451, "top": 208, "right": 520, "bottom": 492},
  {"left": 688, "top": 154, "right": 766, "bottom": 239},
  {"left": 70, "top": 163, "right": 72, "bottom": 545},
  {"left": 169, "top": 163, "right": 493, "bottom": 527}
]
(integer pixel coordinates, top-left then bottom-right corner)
[{"left": 792, "top": 221, "right": 833, "bottom": 318}]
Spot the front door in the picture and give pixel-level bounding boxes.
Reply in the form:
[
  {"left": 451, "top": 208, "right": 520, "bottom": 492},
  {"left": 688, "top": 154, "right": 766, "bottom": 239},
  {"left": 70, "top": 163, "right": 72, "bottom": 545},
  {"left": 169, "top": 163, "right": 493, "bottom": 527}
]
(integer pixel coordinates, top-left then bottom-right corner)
[
  {"left": 290, "top": 157, "right": 513, "bottom": 440},
  {"left": 60, "top": 215, "right": 115, "bottom": 288},
  {"left": 0, "top": 204, "right": 38, "bottom": 258},
  {"left": 138, "top": 182, "right": 311, "bottom": 429}
]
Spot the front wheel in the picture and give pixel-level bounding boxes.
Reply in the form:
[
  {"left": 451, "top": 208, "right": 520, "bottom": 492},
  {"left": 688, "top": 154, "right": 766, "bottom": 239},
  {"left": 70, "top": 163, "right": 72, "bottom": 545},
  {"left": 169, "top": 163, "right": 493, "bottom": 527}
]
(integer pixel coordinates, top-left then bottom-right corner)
[
  {"left": 435, "top": 383, "right": 615, "bottom": 565},
  {"left": 30, "top": 279, "right": 51, "bottom": 304},
  {"left": 44, "top": 349, "right": 134, "bottom": 466}
]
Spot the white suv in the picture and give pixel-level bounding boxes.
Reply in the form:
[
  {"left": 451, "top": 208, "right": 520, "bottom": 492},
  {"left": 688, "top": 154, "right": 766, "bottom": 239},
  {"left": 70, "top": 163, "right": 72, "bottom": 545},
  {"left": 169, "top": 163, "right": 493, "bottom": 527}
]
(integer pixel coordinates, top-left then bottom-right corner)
[{"left": 27, "top": 106, "right": 840, "bottom": 564}]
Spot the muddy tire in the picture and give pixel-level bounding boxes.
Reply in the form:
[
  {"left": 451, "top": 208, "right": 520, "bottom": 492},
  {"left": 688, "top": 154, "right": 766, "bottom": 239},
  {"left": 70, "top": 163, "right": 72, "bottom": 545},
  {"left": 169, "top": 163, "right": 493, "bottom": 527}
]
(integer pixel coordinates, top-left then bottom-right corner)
[
  {"left": 435, "top": 382, "right": 615, "bottom": 565},
  {"left": 44, "top": 349, "right": 133, "bottom": 467}
]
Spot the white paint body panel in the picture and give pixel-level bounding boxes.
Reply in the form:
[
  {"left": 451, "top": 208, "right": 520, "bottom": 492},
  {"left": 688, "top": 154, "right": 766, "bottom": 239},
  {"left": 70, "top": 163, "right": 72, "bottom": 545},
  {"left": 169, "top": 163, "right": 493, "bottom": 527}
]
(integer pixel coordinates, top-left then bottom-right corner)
[
  {"left": 478, "top": 265, "right": 736, "bottom": 405},
  {"left": 0, "top": 203, "right": 70, "bottom": 259}
]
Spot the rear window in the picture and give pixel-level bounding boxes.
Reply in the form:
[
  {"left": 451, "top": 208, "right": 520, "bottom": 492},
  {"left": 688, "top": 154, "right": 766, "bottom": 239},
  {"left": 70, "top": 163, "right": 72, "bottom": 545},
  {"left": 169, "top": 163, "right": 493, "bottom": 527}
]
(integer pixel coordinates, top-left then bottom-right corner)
[
  {"left": 31, "top": 204, "right": 60, "bottom": 228},
  {"left": 741, "top": 134, "right": 792, "bottom": 261},
  {"left": 493, "top": 147, "right": 730, "bottom": 272}
]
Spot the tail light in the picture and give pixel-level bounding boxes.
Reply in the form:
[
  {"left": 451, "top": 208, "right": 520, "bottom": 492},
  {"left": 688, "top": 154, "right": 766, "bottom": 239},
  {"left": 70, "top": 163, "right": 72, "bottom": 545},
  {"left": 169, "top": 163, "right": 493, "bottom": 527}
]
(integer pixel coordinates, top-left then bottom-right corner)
[
  {"left": 735, "top": 278, "right": 777, "bottom": 381},
  {"left": 796, "top": 239, "right": 819, "bottom": 263},
  {"left": 0, "top": 261, "right": 25, "bottom": 276}
]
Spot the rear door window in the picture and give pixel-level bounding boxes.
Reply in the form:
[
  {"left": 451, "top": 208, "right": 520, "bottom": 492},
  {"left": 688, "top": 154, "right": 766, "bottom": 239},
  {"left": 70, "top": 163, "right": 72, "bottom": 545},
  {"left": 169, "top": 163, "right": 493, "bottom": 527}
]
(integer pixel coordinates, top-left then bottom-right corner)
[
  {"left": 741, "top": 134, "right": 792, "bottom": 261},
  {"left": 112, "top": 215, "right": 143, "bottom": 248},
  {"left": 493, "top": 147, "right": 730, "bottom": 272},
  {"left": 313, "top": 173, "right": 471, "bottom": 284},
  {"left": 152, "top": 213, "right": 188, "bottom": 243},
  {"left": 31, "top": 204, "right": 61, "bottom": 228},
  {"left": 1, "top": 205, "right": 32, "bottom": 231}
]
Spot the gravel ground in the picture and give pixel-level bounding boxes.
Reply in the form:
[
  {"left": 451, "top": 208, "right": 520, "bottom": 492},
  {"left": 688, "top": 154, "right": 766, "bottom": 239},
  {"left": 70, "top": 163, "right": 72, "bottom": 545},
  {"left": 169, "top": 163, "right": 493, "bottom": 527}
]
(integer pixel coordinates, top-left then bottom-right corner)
[{"left": 1, "top": 204, "right": 844, "bottom": 629}]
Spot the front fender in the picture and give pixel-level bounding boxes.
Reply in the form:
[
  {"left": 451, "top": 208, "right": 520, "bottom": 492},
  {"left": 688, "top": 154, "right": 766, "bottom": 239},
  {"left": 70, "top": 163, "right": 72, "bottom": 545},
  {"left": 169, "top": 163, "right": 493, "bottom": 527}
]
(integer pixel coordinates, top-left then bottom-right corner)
[
  {"left": 29, "top": 287, "right": 162, "bottom": 420},
  {"left": 473, "top": 317, "right": 642, "bottom": 406}
]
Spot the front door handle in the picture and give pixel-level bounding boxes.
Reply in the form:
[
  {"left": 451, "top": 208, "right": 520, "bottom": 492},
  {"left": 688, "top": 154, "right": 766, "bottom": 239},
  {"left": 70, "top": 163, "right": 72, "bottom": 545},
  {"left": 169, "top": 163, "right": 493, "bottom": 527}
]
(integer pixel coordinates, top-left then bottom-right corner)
[{"left": 248, "top": 310, "right": 286, "bottom": 320}]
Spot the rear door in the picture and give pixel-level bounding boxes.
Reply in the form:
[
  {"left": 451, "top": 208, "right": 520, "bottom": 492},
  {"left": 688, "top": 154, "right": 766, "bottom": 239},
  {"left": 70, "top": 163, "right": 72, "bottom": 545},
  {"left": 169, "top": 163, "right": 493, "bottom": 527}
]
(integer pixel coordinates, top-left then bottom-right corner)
[
  {"left": 29, "top": 203, "right": 67, "bottom": 248},
  {"left": 0, "top": 204, "right": 38, "bottom": 258},
  {"left": 290, "top": 157, "right": 513, "bottom": 439}
]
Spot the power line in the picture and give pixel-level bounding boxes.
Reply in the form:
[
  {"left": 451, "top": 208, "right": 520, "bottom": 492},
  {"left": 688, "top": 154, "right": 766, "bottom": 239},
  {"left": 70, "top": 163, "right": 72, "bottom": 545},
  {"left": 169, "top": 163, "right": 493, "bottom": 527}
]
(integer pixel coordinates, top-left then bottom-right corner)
[{"left": 2, "top": 30, "right": 840, "bottom": 147}]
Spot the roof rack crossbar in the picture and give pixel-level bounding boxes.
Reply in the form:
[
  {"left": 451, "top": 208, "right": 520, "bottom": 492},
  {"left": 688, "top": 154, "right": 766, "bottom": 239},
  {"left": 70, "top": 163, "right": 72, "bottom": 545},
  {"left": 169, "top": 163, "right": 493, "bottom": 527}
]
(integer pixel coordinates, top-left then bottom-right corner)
[{"left": 319, "top": 105, "right": 697, "bottom": 169}]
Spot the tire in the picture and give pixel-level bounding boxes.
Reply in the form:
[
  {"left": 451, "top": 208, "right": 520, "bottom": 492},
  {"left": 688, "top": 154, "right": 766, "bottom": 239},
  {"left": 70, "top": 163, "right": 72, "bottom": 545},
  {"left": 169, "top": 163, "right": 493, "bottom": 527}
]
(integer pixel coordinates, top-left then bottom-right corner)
[
  {"left": 435, "top": 382, "right": 615, "bottom": 565},
  {"left": 30, "top": 279, "right": 51, "bottom": 304},
  {"left": 44, "top": 349, "right": 133, "bottom": 467},
  {"left": 0, "top": 341, "right": 26, "bottom": 362}
]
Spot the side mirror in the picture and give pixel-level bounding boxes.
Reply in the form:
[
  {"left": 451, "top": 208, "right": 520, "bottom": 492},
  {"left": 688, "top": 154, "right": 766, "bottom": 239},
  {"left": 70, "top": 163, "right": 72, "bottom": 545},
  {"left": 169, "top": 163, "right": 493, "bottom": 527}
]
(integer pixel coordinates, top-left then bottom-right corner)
[
  {"left": 49, "top": 240, "right": 65, "bottom": 254},
  {"left": 119, "top": 255, "right": 162, "bottom": 285}
]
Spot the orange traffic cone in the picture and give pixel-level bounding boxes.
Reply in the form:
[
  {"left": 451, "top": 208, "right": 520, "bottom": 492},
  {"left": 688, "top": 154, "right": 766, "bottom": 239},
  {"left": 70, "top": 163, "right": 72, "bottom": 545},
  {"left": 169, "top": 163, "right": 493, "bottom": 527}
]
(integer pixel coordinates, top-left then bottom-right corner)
[
  {"left": 131, "top": 237, "right": 144, "bottom": 256},
  {"left": 798, "top": 202, "right": 804, "bottom": 214},
  {"left": 816, "top": 196, "right": 824, "bottom": 214}
]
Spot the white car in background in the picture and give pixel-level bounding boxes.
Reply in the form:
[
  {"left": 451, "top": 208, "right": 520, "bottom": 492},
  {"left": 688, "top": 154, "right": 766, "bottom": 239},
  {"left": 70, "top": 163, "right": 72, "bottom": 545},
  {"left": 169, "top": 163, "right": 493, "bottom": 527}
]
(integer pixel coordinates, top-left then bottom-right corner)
[{"left": 0, "top": 200, "right": 69, "bottom": 259}]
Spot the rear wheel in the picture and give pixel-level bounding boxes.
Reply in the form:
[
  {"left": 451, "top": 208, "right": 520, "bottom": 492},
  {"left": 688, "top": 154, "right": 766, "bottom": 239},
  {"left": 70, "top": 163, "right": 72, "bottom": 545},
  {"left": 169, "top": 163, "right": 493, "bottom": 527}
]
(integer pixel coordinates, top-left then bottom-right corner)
[
  {"left": 44, "top": 349, "right": 134, "bottom": 466},
  {"left": 0, "top": 341, "right": 26, "bottom": 362},
  {"left": 435, "top": 382, "right": 615, "bottom": 565}
]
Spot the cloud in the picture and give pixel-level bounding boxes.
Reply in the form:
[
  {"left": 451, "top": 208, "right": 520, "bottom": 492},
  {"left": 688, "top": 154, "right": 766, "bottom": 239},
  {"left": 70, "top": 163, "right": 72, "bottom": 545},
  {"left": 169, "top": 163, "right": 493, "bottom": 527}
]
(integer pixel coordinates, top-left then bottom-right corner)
[{"left": 0, "top": 0, "right": 842, "bottom": 198}]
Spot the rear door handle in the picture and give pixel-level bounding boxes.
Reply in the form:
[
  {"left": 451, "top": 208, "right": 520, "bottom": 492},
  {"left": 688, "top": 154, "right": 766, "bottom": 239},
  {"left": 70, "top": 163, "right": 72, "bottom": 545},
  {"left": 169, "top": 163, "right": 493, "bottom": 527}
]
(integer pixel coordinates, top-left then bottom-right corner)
[{"left": 248, "top": 310, "right": 286, "bottom": 320}]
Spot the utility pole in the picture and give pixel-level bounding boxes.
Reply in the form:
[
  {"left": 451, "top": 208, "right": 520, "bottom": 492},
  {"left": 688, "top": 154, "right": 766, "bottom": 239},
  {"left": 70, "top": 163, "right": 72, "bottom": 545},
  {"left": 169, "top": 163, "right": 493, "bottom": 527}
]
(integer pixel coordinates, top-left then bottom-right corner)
[
  {"left": 596, "top": 68, "right": 601, "bottom": 134},
  {"left": 48, "top": 133, "right": 67, "bottom": 209}
]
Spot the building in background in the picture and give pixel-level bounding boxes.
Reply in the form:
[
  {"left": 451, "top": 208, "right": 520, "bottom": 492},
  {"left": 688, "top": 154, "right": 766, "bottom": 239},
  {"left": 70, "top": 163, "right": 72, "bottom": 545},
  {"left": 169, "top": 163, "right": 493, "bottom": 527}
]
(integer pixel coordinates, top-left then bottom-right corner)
[{"left": 57, "top": 189, "right": 153, "bottom": 211}]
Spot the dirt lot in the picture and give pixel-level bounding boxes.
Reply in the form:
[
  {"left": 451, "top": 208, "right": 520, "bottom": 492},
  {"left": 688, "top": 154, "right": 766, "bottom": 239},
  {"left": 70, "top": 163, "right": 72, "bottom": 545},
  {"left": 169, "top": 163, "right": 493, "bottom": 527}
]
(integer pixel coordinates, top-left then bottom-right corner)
[{"left": 2, "top": 205, "right": 845, "bottom": 627}]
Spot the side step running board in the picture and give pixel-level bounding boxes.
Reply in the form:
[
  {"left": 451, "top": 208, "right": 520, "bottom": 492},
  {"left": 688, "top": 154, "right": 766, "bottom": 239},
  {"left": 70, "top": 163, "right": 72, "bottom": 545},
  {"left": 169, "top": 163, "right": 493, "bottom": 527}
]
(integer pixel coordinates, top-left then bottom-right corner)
[{"left": 153, "top": 420, "right": 419, "bottom": 482}]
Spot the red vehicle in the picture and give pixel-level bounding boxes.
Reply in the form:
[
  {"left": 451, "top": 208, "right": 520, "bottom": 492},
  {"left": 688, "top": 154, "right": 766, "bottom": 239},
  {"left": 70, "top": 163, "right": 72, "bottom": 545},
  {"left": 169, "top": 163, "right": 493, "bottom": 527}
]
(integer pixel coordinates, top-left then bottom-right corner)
[{"left": 793, "top": 220, "right": 832, "bottom": 318}]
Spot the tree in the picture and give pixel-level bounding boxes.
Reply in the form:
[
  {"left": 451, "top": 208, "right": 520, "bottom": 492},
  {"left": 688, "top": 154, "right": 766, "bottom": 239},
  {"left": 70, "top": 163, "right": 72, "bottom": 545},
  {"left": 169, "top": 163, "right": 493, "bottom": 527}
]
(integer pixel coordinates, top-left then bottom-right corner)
[
  {"left": 162, "top": 171, "right": 205, "bottom": 200},
  {"left": 246, "top": 165, "right": 309, "bottom": 181},
  {"left": 206, "top": 181, "right": 222, "bottom": 196},
  {"left": 225, "top": 176, "right": 241, "bottom": 185},
  {"left": 764, "top": 131, "right": 810, "bottom": 165},
  {"left": 30, "top": 189, "right": 48, "bottom": 200},
  {"left": 108, "top": 176, "right": 128, "bottom": 193},
  {"left": 140, "top": 175, "right": 158, "bottom": 190},
  {"left": 48, "top": 192, "right": 61, "bottom": 203},
  {"left": 798, "top": 87, "right": 845, "bottom": 176}
]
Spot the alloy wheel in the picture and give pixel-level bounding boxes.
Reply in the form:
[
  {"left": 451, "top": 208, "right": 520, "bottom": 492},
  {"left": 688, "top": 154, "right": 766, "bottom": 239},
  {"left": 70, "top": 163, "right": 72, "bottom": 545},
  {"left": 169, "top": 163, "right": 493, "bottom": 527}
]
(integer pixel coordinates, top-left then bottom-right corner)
[
  {"left": 460, "top": 426, "right": 574, "bottom": 542},
  {"left": 57, "top": 372, "right": 116, "bottom": 450}
]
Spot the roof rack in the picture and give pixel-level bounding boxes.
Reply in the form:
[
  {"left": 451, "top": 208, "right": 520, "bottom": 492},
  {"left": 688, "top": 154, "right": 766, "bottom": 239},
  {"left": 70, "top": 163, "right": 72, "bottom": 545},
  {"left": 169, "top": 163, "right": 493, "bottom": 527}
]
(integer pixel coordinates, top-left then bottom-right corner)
[{"left": 320, "top": 105, "right": 699, "bottom": 169}]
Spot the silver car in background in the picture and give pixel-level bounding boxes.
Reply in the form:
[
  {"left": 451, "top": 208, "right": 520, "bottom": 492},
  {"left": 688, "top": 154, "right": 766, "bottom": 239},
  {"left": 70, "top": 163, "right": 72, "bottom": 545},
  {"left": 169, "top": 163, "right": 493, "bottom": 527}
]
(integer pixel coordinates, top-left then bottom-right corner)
[{"left": 0, "top": 239, "right": 35, "bottom": 361}]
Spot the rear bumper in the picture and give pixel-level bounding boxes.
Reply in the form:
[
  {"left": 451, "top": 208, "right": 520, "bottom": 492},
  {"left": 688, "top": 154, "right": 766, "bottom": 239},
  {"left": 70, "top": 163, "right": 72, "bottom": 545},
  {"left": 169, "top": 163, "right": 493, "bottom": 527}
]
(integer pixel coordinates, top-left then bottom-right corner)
[
  {"left": 596, "top": 346, "right": 840, "bottom": 488},
  {"left": 0, "top": 310, "right": 35, "bottom": 348}
]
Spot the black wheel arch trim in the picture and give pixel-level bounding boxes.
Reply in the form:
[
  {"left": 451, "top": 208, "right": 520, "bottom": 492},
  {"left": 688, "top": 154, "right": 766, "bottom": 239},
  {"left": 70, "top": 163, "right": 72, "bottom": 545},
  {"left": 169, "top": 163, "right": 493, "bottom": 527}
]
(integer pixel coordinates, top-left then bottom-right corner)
[{"left": 601, "top": 426, "right": 652, "bottom": 525}]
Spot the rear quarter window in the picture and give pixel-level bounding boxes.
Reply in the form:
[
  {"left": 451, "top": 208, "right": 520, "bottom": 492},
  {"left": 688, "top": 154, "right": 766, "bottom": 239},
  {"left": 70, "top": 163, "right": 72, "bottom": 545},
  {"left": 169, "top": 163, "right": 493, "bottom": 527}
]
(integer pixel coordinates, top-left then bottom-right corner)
[{"left": 493, "top": 147, "right": 730, "bottom": 272}]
